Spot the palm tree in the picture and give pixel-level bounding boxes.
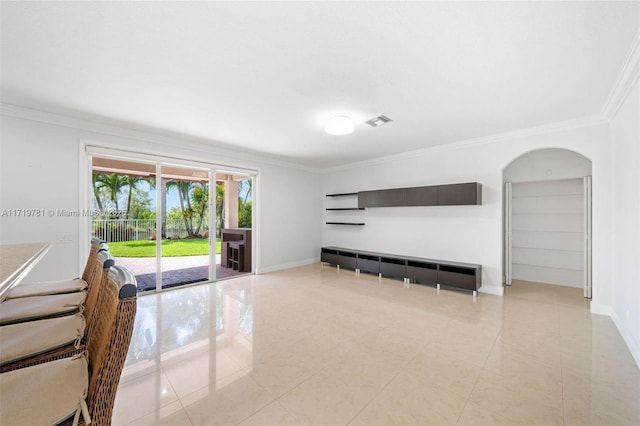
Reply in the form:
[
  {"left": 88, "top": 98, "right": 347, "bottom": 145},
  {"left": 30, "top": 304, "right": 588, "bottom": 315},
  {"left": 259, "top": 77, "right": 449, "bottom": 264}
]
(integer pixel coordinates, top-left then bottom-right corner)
[
  {"left": 95, "top": 173, "right": 127, "bottom": 215},
  {"left": 122, "top": 175, "right": 145, "bottom": 219},
  {"left": 240, "top": 178, "right": 252, "bottom": 203},
  {"left": 191, "top": 182, "right": 209, "bottom": 237},
  {"left": 216, "top": 183, "right": 225, "bottom": 238},
  {"left": 166, "top": 179, "right": 195, "bottom": 236},
  {"left": 92, "top": 172, "right": 105, "bottom": 212}
]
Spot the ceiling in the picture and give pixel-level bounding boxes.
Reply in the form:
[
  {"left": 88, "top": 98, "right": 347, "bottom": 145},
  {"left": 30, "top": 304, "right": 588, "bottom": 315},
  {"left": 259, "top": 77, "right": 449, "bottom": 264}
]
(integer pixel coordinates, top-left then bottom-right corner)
[{"left": 1, "top": 1, "right": 638, "bottom": 169}]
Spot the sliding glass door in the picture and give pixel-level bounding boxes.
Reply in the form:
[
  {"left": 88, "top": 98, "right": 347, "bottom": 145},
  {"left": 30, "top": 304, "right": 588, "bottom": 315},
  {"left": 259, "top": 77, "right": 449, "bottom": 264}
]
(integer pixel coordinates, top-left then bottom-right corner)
[{"left": 89, "top": 152, "right": 255, "bottom": 293}]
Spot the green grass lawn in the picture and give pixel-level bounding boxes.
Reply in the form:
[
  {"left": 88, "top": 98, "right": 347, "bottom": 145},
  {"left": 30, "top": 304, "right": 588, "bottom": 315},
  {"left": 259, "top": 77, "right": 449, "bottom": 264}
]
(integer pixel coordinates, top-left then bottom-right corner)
[{"left": 108, "top": 238, "right": 221, "bottom": 257}]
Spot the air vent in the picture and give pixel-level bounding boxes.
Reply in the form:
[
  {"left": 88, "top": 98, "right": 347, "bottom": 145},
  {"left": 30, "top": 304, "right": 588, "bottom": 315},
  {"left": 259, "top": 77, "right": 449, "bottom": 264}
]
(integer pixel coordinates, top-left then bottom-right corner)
[{"left": 365, "top": 115, "right": 393, "bottom": 127}]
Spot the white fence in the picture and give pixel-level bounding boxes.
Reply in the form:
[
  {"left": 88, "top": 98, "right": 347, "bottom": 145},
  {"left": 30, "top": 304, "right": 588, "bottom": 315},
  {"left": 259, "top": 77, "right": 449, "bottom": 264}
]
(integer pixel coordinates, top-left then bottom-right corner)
[{"left": 92, "top": 219, "right": 209, "bottom": 242}]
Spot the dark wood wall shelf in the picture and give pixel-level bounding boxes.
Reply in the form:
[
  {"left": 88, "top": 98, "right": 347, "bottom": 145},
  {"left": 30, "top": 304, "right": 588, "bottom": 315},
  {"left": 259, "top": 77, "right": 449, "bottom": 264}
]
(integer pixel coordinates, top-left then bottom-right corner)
[
  {"left": 320, "top": 246, "right": 481, "bottom": 295},
  {"left": 325, "top": 192, "right": 365, "bottom": 226},
  {"left": 326, "top": 192, "right": 358, "bottom": 197}
]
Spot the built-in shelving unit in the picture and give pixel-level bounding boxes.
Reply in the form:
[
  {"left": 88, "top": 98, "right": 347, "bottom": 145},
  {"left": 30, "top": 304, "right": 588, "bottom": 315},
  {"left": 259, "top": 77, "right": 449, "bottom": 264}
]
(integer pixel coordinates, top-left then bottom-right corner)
[
  {"left": 325, "top": 192, "right": 365, "bottom": 226},
  {"left": 321, "top": 246, "right": 481, "bottom": 296},
  {"left": 325, "top": 182, "right": 481, "bottom": 226}
]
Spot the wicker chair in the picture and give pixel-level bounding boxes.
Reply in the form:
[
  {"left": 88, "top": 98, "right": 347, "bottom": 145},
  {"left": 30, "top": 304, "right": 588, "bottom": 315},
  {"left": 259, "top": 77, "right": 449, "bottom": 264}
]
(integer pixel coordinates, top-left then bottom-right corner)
[
  {"left": 0, "top": 252, "right": 115, "bottom": 373},
  {"left": 5, "top": 239, "right": 106, "bottom": 299},
  {"left": 0, "top": 250, "right": 114, "bottom": 327},
  {"left": 0, "top": 265, "right": 137, "bottom": 426}
]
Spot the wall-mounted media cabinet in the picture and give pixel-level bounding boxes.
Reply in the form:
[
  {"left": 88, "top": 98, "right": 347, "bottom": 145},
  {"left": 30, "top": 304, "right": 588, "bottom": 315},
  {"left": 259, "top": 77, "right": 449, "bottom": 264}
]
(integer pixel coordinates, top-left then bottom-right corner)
[
  {"left": 358, "top": 182, "right": 481, "bottom": 208},
  {"left": 320, "top": 246, "right": 481, "bottom": 295}
]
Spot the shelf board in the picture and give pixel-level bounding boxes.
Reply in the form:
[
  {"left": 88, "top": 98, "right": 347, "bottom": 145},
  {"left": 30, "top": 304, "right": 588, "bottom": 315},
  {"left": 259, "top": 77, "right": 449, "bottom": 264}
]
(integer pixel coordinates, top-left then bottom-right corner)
[
  {"left": 326, "top": 192, "right": 358, "bottom": 197},
  {"left": 325, "top": 222, "right": 365, "bottom": 226},
  {"left": 325, "top": 208, "right": 365, "bottom": 211}
]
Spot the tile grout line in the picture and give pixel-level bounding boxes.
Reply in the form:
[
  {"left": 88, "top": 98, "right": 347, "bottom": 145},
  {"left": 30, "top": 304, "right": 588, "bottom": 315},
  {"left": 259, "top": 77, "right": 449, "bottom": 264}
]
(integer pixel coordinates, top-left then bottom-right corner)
[
  {"left": 177, "top": 398, "right": 197, "bottom": 426},
  {"left": 345, "top": 368, "right": 404, "bottom": 426},
  {"left": 453, "top": 324, "right": 503, "bottom": 425},
  {"left": 557, "top": 288, "right": 567, "bottom": 426}
]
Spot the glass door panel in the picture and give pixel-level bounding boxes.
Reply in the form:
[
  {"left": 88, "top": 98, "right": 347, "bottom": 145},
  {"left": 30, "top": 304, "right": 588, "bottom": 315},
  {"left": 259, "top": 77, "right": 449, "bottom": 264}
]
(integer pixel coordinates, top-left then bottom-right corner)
[
  {"left": 90, "top": 157, "right": 157, "bottom": 293},
  {"left": 160, "top": 165, "right": 211, "bottom": 290},
  {"left": 216, "top": 172, "right": 253, "bottom": 280}
]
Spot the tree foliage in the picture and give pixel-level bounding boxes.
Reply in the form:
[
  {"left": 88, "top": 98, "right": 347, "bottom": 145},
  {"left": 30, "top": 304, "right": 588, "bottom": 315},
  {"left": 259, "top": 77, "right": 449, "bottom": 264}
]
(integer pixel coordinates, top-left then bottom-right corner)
[
  {"left": 165, "top": 179, "right": 209, "bottom": 238},
  {"left": 238, "top": 199, "right": 252, "bottom": 228},
  {"left": 92, "top": 172, "right": 154, "bottom": 219}
]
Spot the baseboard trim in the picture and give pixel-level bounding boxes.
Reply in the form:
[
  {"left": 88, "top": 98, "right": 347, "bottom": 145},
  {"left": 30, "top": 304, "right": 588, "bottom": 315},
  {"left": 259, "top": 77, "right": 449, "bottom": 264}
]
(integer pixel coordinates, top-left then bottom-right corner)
[
  {"left": 479, "top": 285, "right": 504, "bottom": 296},
  {"left": 611, "top": 311, "right": 640, "bottom": 369},
  {"left": 590, "top": 303, "right": 613, "bottom": 316},
  {"left": 257, "top": 257, "right": 319, "bottom": 274}
]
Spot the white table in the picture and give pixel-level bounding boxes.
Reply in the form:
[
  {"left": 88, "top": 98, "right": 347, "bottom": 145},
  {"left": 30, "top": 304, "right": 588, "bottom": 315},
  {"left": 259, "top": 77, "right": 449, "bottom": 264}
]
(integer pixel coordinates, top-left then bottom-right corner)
[{"left": 0, "top": 242, "right": 52, "bottom": 302}]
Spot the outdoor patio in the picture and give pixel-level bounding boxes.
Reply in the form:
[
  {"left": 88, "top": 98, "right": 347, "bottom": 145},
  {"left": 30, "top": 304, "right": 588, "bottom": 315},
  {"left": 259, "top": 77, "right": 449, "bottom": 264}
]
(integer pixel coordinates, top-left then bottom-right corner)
[{"left": 116, "top": 255, "right": 246, "bottom": 292}]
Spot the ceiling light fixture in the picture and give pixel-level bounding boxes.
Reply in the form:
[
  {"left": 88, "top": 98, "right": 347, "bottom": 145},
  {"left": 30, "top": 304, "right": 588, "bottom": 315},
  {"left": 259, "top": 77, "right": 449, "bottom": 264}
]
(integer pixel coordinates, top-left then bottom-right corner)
[
  {"left": 324, "top": 116, "right": 355, "bottom": 135},
  {"left": 365, "top": 115, "right": 392, "bottom": 127}
]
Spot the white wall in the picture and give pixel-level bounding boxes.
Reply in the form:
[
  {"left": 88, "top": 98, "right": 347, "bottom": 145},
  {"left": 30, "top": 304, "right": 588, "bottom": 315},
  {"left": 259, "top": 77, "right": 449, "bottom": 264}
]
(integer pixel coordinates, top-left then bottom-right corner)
[
  {"left": 510, "top": 179, "right": 584, "bottom": 287},
  {"left": 610, "top": 77, "right": 640, "bottom": 366},
  {"left": 257, "top": 163, "right": 322, "bottom": 273},
  {"left": 322, "top": 119, "right": 613, "bottom": 299},
  {"left": 0, "top": 109, "right": 322, "bottom": 280}
]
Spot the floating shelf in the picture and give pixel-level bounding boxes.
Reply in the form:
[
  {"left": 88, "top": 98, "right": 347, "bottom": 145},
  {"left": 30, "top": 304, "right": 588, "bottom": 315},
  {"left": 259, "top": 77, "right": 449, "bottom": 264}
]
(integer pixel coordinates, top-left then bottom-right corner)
[
  {"left": 325, "top": 208, "right": 365, "bottom": 211},
  {"left": 326, "top": 192, "right": 358, "bottom": 197},
  {"left": 325, "top": 222, "right": 365, "bottom": 226}
]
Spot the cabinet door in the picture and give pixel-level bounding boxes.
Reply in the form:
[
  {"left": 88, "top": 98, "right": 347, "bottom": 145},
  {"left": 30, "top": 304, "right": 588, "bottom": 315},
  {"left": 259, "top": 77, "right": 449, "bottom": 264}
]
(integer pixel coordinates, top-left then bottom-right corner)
[
  {"left": 357, "top": 254, "right": 379, "bottom": 274},
  {"left": 378, "top": 189, "right": 406, "bottom": 207},
  {"left": 438, "top": 265, "right": 478, "bottom": 290},
  {"left": 359, "top": 189, "right": 407, "bottom": 207},
  {"left": 438, "top": 183, "right": 481, "bottom": 206},
  {"left": 406, "top": 261, "right": 438, "bottom": 284},
  {"left": 321, "top": 248, "right": 338, "bottom": 265},
  {"left": 379, "top": 257, "right": 406, "bottom": 279},
  {"left": 406, "top": 186, "right": 438, "bottom": 206},
  {"left": 358, "top": 190, "right": 379, "bottom": 208},
  {"left": 337, "top": 251, "right": 357, "bottom": 269}
]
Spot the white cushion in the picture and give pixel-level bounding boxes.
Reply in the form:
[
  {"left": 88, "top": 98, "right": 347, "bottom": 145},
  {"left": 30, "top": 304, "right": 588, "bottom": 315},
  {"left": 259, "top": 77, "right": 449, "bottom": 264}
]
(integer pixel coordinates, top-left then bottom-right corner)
[
  {"left": 0, "top": 354, "right": 89, "bottom": 425},
  {"left": 0, "top": 291, "right": 86, "bottom": 325},
  {"left": 0, "top": 314, "right": 86, "bottom": 365},
  {"left": 6, "top": 278, "right": 88, "bottom": 299}
]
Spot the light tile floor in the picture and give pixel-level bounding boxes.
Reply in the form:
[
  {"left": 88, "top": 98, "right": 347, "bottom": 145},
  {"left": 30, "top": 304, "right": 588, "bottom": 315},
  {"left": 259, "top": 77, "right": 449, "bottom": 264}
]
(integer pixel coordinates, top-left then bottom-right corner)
[{"left": 112, "top": 267, "right": 640, "bottom": 426}]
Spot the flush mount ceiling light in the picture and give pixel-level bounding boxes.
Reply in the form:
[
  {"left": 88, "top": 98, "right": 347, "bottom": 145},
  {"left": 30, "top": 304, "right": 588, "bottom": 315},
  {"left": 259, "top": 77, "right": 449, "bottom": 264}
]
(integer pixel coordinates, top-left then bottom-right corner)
[
  {"left": 324, "top": 116, "right": 355, "bottom": 135},
  {"left": 365, "top": 115, "right": 393, "bottom": 127}
]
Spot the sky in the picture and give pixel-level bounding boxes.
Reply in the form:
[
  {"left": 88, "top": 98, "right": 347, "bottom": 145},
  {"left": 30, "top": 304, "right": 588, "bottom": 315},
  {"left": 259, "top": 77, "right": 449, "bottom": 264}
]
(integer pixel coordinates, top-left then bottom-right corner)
[{"left": 136, "top": 179, "right": 251, "bottom": 211}]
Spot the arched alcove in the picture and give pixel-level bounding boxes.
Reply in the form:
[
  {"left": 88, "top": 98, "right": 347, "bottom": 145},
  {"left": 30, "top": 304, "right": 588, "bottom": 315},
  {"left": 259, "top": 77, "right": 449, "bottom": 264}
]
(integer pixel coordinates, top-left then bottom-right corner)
[
  {"left": 502, "top": 148, "right": 593, "bottom": 296},
  {"left": 504, "top": 148, "right": 592, "bottom": 182}
]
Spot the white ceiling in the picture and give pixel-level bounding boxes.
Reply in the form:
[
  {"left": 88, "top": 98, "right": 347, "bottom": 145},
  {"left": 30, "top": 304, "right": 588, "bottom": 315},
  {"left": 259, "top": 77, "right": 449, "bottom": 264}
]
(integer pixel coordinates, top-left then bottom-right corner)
[{"left": 1, "top": 1, "right": 638, "bottom": 169}]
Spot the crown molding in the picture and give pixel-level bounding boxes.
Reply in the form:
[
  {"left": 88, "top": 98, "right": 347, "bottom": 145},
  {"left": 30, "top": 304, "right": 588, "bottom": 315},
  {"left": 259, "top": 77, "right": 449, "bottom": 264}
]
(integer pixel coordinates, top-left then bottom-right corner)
[
  {"left": 0, "top": 103, "right": 322, "bottom": 174},
  {"left": 322, "top": 115, "right": 608, "bottom": 174},
  {"left": 601, "top": 30, "right": 640, "bottom": 119}
]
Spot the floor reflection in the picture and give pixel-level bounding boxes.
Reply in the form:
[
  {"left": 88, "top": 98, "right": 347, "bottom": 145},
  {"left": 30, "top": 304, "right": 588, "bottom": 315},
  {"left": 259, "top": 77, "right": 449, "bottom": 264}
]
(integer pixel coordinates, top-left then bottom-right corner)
[
  {"left": 120, "top": 280, "right": 253, "bottom": 397},
  {"left": 113, "top": 266, "right": 640, "bottom": 426}
]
